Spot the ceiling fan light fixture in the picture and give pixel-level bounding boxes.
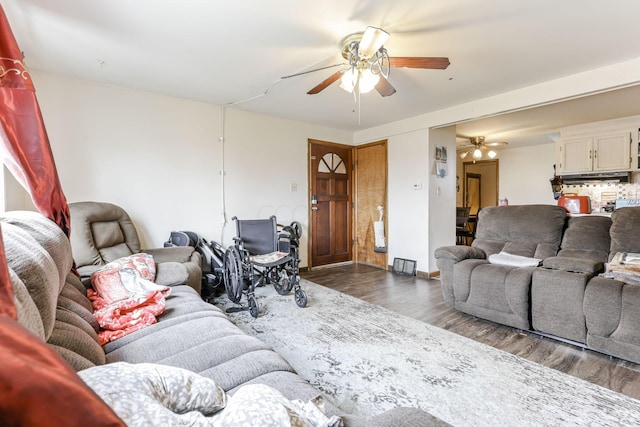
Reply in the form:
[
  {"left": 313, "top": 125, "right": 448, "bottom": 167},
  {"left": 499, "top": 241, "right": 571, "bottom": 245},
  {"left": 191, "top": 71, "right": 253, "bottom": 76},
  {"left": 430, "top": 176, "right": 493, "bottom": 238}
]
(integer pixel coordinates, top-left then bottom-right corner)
[
  {"left": 339, "top": 69, "right": 357, "bottom": 93},
  {"left": 473, "top": 148, "right": 483, "bottom": 159},
  {"left": 488, "top": 150, "right": 497, "bottom": 159},
  {"left": 358, "top": 26, "right": 390, "bottom": 58},
  {"left": 358, "top": 68, "right": 380, "bottom": 93},
  {"left": 460, "top": 151, "right": 469, "bottom": 159},
  {"left": 339, "top": 68, "right": 380, "bottom": 94}
]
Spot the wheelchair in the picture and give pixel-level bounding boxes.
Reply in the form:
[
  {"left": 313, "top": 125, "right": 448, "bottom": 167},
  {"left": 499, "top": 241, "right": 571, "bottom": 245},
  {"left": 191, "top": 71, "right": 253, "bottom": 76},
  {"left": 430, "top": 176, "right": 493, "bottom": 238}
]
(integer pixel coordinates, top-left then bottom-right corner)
[{"left": 223, "top": 216, "right": 307, "bottom": 317}]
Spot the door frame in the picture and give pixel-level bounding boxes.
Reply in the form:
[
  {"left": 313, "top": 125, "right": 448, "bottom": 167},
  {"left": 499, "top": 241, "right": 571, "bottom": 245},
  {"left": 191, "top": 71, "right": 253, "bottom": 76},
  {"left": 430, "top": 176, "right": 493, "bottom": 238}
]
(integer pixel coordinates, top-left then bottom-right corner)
[{"left": 307, "top": 139, "right": 355, "bottom": 269}]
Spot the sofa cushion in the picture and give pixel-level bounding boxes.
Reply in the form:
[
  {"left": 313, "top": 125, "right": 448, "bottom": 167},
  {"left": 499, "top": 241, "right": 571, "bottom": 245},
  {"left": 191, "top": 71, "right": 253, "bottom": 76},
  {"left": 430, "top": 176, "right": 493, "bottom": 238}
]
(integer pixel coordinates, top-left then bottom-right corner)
[
  {"left": 472, "top": 205, "right": 566, "bottom": 259},
  {"left": 70, "top": 201, "right": 141, "bottom": 269},
  {"left": 609, "top": 207, "right": 640, "bottom": 261},
  {"left": 2, "top": 213, "right": 70, "bottom": 340},
  {"left": 542, "top": 256, "right": 603, "bottom": 274},
  {"left": 557, "top": 215, "right": 611, "bottom": 263},
  {"left": 48, "top": 310, "right": 106, "bottom": 370}
]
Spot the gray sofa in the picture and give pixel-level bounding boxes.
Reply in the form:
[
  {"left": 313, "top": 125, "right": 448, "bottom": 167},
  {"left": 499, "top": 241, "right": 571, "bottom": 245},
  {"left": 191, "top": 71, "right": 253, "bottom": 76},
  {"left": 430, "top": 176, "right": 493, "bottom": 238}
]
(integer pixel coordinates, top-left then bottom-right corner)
[
  {"left": 5, "top": 210, "right": 442, "bottom": 425},
  {"left": 435, "top": 204, "right": 640, "bottom": 364}
]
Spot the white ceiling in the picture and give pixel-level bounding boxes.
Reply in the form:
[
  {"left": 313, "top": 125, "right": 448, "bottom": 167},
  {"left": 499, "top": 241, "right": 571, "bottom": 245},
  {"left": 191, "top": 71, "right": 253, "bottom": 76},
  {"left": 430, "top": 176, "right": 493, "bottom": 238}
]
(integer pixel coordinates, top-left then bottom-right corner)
[{"left": 4, "top": 0, "right": 640, "bottom": 141}]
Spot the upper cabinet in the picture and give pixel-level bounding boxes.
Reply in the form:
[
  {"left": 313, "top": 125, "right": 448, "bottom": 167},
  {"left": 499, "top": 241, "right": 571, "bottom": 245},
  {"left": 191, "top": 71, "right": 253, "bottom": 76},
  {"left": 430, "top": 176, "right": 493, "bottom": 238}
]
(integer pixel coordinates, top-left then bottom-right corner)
[{"left": 557, "top": 116, "right": 638, "bottom": 175}]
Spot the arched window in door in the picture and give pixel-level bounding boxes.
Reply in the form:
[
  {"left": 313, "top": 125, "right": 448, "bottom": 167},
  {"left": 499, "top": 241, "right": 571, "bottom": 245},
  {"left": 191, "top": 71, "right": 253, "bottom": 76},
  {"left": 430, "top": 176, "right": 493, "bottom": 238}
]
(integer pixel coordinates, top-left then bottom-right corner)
[{"left": 318, "top": 153, "right": 347, "bottom": 174}]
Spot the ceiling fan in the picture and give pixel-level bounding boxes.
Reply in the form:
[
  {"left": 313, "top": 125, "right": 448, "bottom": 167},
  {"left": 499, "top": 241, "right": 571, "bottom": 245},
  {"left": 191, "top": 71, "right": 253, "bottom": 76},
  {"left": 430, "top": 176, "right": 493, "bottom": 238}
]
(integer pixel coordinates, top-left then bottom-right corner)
[
  {"left": 459, "top": 136, "right": 508, "bottom": 160},
  {"left": 306, "top": 26, "right": 450, "bottom": 97}
]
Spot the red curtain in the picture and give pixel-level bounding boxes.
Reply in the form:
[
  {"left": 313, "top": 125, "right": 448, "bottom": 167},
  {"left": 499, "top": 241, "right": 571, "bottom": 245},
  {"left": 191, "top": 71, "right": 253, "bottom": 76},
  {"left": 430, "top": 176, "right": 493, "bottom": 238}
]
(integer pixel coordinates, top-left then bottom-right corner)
[{"left": 0, "top": 5, "right": 70, "bottom": 237}]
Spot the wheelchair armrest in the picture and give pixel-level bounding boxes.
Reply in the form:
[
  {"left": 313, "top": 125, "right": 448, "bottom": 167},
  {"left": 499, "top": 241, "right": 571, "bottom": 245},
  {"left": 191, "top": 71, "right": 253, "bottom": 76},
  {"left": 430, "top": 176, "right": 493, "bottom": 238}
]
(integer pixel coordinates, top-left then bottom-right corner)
[{"left": 277, "top": 233, "right": 292, "bottom": 253}]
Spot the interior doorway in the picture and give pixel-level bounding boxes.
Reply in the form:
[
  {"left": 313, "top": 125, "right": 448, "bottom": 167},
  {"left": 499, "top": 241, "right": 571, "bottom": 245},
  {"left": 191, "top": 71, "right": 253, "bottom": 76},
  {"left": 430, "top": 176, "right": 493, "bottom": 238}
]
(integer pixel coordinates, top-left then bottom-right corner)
[{"left": 462, "top": 159, "right": 499, "bottom": 214}]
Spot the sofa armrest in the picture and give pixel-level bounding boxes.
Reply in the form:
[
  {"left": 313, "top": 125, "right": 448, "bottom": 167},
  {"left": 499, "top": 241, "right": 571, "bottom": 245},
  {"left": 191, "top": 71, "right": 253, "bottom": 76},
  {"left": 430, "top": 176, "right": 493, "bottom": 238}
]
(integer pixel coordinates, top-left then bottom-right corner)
[
  {"left": 143, "top": 246, "right": 198, "bottom": 264},
  {"left": 434, "top": 245, "right": 486, "bottom": 263},
  {"left": 542, "top": 256, "right": 603, "bottom": 274}
]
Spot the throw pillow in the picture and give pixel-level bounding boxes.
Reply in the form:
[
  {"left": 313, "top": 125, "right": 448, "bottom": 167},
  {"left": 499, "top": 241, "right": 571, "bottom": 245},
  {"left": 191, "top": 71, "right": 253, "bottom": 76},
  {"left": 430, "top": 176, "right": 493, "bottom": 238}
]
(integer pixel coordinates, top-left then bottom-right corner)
[
  {"left": 79, "top": 362, "right": 227, "bottom": 426},
  {"left": 79, "top": 362, "right": 343, "bottom": 427},
  {"left": 0, "top": 317, "right": 124, "bottom": 426}
]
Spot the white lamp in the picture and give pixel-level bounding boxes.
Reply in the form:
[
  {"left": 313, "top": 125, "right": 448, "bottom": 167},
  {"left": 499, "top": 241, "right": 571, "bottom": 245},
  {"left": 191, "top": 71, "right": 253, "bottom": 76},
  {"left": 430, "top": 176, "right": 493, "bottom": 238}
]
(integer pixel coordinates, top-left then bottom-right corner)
[
  {"left": 488, "top": 150, "right": 497, "bottom": 159},
  {"left": 473, "top": 148, "right": 483, "bottom": 159}
]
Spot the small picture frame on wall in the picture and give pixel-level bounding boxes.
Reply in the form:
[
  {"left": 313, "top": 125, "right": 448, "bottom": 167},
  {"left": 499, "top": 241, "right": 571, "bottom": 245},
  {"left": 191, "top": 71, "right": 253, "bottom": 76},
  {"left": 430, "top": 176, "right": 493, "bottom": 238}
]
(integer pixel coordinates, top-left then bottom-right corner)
[{"left": 435, "top": 146, "right": 447, "bottom": 178}]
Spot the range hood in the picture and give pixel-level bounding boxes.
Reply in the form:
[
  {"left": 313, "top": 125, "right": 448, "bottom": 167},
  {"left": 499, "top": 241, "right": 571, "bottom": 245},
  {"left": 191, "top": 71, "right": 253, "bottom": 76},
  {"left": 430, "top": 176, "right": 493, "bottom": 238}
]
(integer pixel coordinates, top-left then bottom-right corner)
[{"left": 560, "top": 171, "right": 631, "bottom": 185}]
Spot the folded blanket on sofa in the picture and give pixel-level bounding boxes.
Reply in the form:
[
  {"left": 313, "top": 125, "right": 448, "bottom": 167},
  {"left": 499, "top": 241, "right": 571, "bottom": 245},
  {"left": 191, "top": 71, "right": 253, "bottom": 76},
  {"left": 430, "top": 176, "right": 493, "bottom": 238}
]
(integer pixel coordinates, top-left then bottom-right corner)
[
  {"left": 89, "top": 254, "right": 171, "bottom": 345},
  {"left": 600, "top": 252, "right": 640, "bottom": 285},
  {"left": 488, "top": 251, "right": 541, "bottom": 267}
]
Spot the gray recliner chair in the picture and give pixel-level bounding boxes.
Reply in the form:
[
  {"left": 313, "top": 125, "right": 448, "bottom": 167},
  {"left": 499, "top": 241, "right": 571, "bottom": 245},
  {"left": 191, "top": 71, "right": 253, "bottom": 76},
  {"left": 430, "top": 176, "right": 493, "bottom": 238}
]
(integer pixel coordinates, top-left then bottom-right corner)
[
  {"left": 435, "top": 205, "right": 567, "bottom": 330},
  {"left": 68, "top": 201, "right": 202, "bottom": 293},
  {"left": 584, "top": 206, "right": 640, "bottom": 363}
]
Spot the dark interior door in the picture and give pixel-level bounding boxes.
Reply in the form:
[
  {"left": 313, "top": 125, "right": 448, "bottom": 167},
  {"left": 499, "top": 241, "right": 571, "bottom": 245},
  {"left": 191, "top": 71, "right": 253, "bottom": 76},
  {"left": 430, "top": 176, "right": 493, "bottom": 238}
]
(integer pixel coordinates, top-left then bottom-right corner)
[
  {"left": 310, "top": 141, "right": 352, "bottom": 267},
  {"left": 466, "top": 173, "right": 481, "bottom": 215}
]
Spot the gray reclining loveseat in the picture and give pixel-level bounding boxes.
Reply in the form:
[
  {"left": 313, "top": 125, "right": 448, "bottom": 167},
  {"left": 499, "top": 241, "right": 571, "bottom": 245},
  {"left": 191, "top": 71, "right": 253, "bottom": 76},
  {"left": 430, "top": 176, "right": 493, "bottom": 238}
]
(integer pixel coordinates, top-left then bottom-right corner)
[
  {"left": 436, "top": 204, "right": 640, "bottom": 364},
  {"left": 435, "top": 204, "right": 566, "bottom": 330}
]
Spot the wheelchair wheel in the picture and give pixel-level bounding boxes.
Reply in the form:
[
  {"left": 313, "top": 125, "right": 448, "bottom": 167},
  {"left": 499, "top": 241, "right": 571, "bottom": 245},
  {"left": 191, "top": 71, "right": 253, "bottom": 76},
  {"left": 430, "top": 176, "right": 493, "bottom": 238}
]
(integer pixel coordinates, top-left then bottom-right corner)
[
  {"left": 283, "top": 221, "right": 302, "bottom": 241},
  {"left": 294, "top": 288, "right": 307, "bottom": 308},
  {"left": 224, "top": 246, "right": 243, "bottom": 303},
  {"left": 248, "top": 294, "right": 259, "bottom": 318},
  {"left": 272, "top": 268, "right": 294, "bottom": 295}
]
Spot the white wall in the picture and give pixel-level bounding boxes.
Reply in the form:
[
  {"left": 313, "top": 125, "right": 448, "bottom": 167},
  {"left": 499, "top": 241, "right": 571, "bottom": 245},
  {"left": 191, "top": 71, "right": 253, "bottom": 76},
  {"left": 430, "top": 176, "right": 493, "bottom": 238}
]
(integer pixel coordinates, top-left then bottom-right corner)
[
  {"left": 30, "top": 71, "right": 351, "bottom": 267},
  {"left": 428, "top": 126, "right": 457, "bottom": 273},
  {"left": 386, "top": 129, "right": 430, "bottom": 272},
  {"left": 499, "top": 144, "right": 558, "bottom": 206}
]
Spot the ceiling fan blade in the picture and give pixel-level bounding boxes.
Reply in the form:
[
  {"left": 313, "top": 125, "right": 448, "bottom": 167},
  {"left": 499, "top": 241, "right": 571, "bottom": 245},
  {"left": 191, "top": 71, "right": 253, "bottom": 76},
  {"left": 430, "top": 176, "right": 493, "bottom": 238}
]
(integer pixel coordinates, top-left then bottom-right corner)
[
  {"left": 307, "top": 71, "right": 343, "bottom": 95},
  {"left": 359, "top": 26, "right": 390, "bottom": 59},
  {"left": 375, "top": 75, "right": 396, "bottom": 97},
  {"left": 390, "top": 57, "right": 450, "bottom": 69}
]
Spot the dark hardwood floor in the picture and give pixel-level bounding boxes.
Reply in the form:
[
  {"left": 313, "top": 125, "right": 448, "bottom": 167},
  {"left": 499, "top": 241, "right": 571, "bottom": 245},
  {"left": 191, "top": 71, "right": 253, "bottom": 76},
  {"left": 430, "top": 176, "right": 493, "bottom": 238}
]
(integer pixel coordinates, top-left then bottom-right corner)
[{"left": 301, "top": 263, "right": 640, "bottom": 401}]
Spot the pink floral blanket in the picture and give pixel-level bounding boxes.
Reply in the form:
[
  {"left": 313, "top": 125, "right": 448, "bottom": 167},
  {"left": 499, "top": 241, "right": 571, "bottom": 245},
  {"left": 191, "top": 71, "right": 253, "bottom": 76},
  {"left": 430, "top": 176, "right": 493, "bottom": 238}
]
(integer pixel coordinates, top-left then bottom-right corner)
[{"left": 88, "top": 254, "right": 170, "bottom": 345}]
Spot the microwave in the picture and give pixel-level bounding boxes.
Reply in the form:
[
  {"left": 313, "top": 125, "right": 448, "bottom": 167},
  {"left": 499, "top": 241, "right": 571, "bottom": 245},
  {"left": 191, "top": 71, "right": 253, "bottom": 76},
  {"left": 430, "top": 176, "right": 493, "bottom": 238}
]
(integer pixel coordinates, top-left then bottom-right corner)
[{"left": 558, "top": 195, "right": 591, "bottom": 214}]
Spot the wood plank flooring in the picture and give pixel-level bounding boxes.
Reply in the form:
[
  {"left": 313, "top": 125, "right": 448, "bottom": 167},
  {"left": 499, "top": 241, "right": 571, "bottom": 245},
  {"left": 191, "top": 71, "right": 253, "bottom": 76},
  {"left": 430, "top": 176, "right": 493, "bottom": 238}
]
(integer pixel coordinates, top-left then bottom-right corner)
[{"left": 301, "top": 263, "right": 640, "bottom": 401}]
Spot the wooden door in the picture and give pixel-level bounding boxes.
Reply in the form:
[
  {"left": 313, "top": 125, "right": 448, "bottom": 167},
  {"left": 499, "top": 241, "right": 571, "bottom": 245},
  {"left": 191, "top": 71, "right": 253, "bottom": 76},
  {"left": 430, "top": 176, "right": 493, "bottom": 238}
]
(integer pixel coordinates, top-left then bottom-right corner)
[
  {"left": 309, "top": 141, "right": 352, "bottom": 267},
  {"left": 355, "top": 141, "right": 387, "bottom": 268},
  {"left": 465, "top": 173, "right": 481, "bottom": 215}
]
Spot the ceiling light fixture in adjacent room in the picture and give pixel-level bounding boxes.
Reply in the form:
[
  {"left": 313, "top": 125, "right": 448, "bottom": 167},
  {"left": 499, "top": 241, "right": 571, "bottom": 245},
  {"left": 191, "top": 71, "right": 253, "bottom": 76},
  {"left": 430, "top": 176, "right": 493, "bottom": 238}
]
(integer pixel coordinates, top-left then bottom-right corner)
[{"left": 459, "top": 136, "right": 508, "bottom": 161}]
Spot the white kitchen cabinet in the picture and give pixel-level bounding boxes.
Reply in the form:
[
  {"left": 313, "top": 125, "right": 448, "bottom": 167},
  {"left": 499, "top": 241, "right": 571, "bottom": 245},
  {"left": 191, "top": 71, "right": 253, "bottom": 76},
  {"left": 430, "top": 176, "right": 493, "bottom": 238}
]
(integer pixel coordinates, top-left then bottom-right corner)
[
  {"left": 557, "top": 116, "right": 637, "bottom": 175},
  {"left": 559, "top": 137, "right": 593, "bottom": 173}
]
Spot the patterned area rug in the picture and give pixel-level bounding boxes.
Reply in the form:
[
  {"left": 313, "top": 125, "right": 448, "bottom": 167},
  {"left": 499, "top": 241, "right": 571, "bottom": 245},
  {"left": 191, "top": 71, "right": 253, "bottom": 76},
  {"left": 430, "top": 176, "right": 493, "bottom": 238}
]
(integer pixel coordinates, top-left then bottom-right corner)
[{"left": 216, "top": 280, "right": 640, "bottom": 426}]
